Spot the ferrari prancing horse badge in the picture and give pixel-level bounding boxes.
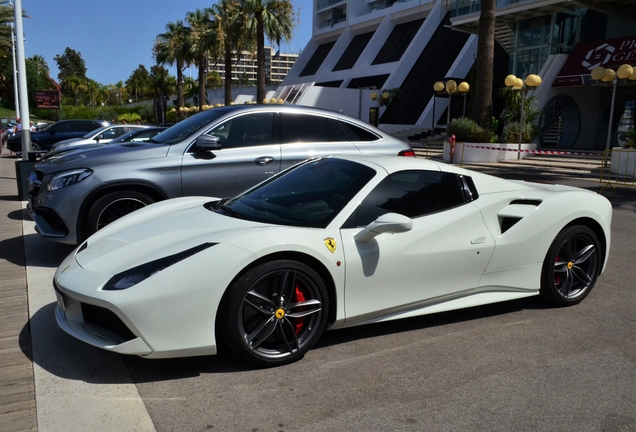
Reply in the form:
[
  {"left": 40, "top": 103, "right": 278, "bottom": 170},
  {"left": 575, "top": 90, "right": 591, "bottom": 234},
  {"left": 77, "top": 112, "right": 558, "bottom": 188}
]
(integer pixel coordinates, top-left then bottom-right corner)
[{"left": 324, "top": 238, "right": 337, "bottom": 253}]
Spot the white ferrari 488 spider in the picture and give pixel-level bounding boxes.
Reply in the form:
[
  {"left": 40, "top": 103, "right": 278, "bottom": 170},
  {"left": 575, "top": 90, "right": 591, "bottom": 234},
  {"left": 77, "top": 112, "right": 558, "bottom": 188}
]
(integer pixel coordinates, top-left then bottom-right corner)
[{"left": 54, "top": 154, "right": 612, "bottom": 367}]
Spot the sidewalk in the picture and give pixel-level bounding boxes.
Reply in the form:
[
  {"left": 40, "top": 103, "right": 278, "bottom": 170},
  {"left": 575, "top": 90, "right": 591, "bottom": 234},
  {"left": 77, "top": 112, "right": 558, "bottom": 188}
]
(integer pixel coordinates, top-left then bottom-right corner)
[
  {"left": 0, "top": 152, "right": 155, "bottom": 432},
  {"left": 0, "top": 152, "right": 36, "bottom": 431}
]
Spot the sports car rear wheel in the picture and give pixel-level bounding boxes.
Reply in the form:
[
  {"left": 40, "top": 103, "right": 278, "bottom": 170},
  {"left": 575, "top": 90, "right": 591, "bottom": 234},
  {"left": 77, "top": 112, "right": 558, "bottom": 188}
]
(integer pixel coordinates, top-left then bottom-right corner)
[
  {"left": 540, "top": 225, "right": 600, "bottom": 306},
  {"left": 223, "top": 260, "right": 329, "bottom": 367}
]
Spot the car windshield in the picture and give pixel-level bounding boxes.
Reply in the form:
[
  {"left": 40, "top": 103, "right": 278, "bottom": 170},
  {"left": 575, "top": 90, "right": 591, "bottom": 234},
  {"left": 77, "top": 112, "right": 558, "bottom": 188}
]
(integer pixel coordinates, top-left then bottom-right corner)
[
  {"left": 220, "top": 158, "right": 377, "bottom": 228},
  {"left": 151, "top": 109, "right": 228, "bottom": 144},
  {"left": 81, "top": 125, "right": 108, "bottom": 139}
]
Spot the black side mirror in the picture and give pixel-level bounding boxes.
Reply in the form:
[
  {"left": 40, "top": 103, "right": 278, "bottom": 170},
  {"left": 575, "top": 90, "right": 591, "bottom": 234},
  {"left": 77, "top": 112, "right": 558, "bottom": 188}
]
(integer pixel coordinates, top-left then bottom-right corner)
[{"left": 195, "top": 135, "right": 222, "bottom": 152}]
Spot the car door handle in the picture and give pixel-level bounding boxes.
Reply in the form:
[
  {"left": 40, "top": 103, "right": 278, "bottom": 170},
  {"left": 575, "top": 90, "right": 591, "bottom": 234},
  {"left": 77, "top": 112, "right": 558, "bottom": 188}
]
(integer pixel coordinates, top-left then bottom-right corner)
[
  {"left": 471, "top": 236, "right": 486, "bottom": 244},
  {"left": 255, "top": 156, "right": 275, "bottom": 165}
]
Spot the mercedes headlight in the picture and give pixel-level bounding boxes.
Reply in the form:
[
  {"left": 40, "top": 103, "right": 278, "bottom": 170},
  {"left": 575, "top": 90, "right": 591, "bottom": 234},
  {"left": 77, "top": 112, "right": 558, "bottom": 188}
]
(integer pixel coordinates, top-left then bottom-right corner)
[{"left": 47, "top": 169, "right": 93, "bottom": 191}]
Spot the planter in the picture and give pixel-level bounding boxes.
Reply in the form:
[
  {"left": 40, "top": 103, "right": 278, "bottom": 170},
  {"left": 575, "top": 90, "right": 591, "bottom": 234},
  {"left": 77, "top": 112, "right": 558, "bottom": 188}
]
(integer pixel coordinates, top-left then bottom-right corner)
[
  {"left": 610, "top": 147, "right": 636, "bottom": 176},
  {"left": 443, "top": 142, "right": 537, "bottom": 163},
  {"left": 15, "top": 160, "right": 37, "bottom": 201}
]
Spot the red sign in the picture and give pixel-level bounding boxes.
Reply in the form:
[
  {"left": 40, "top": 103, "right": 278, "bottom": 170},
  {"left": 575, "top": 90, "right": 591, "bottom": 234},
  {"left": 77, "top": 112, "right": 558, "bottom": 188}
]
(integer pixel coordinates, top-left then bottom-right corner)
[
  {"left": 553, "top": 35, "right": 636, "bottom": 87},
  {"left": 35, "top": 90, "right": 61, "bottom": 109}
]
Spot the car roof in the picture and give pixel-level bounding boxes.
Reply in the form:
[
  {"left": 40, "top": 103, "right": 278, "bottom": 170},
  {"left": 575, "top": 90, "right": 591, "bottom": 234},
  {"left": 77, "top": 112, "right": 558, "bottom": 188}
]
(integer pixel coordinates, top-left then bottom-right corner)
[{"left": 327, "top": 154, "right": 472, "bottom": 176}]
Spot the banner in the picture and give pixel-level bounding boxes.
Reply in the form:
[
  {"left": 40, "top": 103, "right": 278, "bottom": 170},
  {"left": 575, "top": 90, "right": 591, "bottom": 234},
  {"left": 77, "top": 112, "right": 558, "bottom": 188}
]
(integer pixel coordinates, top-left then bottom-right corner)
[
  {"left": 35, "top": 90, "right": 61, "bottom": 109},
  {"left": 553, "top": 35, "right": 636, "bottom": 87}
]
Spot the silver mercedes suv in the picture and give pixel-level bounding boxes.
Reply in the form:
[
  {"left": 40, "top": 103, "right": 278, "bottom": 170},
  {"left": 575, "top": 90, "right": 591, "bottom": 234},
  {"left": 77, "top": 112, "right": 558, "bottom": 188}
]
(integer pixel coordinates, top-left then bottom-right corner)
[{"left": 28, "top": 104, "right": 413, "bottom": 244}]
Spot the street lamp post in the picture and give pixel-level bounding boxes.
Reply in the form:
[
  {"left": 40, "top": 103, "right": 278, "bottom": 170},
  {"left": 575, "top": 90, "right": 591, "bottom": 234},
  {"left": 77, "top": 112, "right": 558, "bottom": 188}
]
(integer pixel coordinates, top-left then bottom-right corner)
[
  {"left": 591, "top": 64, "right": 635, "bottom": 164},
  {"left": 505, "top": 73, "right": 542, "bottom": 160},
  {"left": 433, "top": 81, "right": 445, "bottom": 139},
  {"left": 434, "top": 79, "right": 468, "bottom": 132},
  {"left": 458, "top": 81, "right": 470, "bottom": 117}
]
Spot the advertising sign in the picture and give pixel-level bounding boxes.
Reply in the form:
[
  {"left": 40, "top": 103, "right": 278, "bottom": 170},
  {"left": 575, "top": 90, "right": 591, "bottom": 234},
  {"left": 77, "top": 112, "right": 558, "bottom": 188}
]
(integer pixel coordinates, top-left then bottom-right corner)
[
  {"left": 35, "top": 90, "right": 61, "bottom": 109},
  {"left": 553, "top": 35, "right": 636, "bottom": 86}
]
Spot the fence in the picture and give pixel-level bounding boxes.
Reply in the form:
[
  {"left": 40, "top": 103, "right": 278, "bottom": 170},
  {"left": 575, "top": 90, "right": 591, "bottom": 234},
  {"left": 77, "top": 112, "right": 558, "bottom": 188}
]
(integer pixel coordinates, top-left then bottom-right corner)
[{"left": 600, "top": 148, "right": 636, "bottom": 192}]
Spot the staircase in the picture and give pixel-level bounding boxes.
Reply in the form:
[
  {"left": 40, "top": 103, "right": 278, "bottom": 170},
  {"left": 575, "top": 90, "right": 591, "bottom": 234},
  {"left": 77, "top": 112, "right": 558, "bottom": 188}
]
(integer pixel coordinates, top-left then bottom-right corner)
[{"left": 460, "top": 153, "right": 604, "bottom": 179}]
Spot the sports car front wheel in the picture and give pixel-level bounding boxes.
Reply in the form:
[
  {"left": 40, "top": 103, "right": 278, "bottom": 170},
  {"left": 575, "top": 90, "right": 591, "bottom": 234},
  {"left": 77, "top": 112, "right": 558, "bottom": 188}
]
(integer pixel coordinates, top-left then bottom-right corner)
[
  {"left": 540, "top": 225, "right": 601, "bottom": 306},
  {"left": 222, "top": 260, "right": 329, "bottom": 367}
]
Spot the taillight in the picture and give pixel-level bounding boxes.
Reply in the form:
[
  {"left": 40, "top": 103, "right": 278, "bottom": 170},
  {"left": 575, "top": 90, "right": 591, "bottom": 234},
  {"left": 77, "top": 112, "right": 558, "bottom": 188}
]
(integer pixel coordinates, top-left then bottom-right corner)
[{"left": 398, "top": 149, "right": 416, "bottom": 157}]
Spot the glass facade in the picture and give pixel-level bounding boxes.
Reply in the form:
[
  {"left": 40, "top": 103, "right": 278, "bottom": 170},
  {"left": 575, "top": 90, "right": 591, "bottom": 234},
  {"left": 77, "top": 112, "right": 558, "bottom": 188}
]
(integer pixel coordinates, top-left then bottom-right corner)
[{"left": 511, "top": 11, "right": 584, "bottom": 76}]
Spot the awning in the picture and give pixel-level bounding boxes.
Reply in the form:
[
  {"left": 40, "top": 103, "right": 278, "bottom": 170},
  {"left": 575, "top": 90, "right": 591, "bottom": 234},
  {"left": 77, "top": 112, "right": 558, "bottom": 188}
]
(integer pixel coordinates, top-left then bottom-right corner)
[{"left": 553, "top": 35, "right": 636, "bottom": 87}]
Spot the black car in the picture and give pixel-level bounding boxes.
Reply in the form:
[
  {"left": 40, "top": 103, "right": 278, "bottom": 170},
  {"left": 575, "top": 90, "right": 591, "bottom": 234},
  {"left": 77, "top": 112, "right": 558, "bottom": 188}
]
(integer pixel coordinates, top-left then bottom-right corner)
[{"left": 8, "top": 119, "right": 106, "bottom": 153}]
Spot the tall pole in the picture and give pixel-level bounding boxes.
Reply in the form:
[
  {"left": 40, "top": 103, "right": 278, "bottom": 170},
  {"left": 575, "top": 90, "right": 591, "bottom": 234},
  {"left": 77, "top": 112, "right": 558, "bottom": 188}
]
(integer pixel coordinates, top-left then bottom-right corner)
[
  {"left": 14, "top": 0, "right": 32, "bottom": 159},
  {"left": 604, "top": 78, "right": 618, "bottom": 167},
  {"left": 431, "top": 94, "right": 436, "bottom": 140},
  {"left": 9, "top": 1, "right": 20, "bottom": 120},
  {"left": 517, "top": 86, "right": 526, "bottom": 161}
]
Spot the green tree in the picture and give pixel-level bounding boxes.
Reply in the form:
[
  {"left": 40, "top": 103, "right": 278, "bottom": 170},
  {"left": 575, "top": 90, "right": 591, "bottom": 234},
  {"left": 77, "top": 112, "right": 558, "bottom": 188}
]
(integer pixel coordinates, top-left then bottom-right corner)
[
  {"left": 54, "top": 47, "right": 87, "bottom": 100},
  {"left": 149, "top": 65, "right": 175, "bottom": 124},
  {"left": 239, "top": 0, "right": 294, "bottom": 103},
  {"left": 186, "top": 8, "right": 218, "bottom": 109},
  {"left": 469, "top": 0, "right": 496, "bottom": 130},
  {"left": 209, "top": 0, "right": 251, "bottom": 105},
  {"left": 154, "top": 20, "right": 190, "bottom": 119},
  {"left": 126, "top": 65, "right": 151, "bottom": 103}
]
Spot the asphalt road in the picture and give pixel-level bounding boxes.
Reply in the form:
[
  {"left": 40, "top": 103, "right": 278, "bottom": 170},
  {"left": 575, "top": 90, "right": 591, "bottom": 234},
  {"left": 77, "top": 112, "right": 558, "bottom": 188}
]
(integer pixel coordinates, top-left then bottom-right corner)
[{"left": 23, "top": 172, "right": 636, "bottom": 432}]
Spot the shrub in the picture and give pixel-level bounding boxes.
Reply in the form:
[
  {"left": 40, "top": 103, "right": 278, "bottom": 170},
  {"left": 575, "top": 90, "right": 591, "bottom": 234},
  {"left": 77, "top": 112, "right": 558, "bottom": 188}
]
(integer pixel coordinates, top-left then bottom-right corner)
[
  {"left": 500, "top": 121, "right": 538, "bottom": 143},
  {"left": 447, "top": 117, "right": 491, "bottom": 143}
]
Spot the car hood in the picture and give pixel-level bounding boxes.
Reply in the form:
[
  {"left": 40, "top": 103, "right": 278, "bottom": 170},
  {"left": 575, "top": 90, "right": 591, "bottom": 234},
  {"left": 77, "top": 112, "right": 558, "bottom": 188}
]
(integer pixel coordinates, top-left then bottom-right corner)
[
  {"left": 75, "top": 197, "right": 268, "bottom": 274},
  {"left": 54, "top": 137, "right": 82, "bottom": 146},
  {"left": 35, "top": 142, "right": 171, "bottom": 173}
]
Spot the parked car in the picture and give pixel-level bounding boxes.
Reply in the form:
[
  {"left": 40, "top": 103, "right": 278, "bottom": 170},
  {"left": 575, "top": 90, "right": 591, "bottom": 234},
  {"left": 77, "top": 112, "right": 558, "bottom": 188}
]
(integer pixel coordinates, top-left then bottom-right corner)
[
  {"left": 51, "top": 124, "right": 148, "bottom": 151},
  {"left": 8, "top": 119, "right": 107, "bottom": 153},
  {"left": 107, "top": 127, "right": 167, "bottom": 144},
  {"left": 52, "top": 154, "right": 612, "bottom": 366},
  {"left": 42, "top": 127, "right": 169, "bottom": 160},
  {"left": 28, "top": 105, "right": 414, "bottom": 244}
]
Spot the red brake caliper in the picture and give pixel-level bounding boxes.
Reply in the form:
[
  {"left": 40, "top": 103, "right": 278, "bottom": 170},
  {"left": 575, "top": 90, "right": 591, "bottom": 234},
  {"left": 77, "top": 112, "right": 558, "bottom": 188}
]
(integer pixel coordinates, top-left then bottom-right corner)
[{"left": 294, "top": 285, "right": 306, "bottom": 334}]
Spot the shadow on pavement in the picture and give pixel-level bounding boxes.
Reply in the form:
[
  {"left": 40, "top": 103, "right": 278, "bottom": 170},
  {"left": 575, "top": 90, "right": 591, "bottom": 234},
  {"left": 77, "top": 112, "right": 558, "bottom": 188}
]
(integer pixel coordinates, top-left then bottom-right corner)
[
  {"left": 24, "top": 303, "right": 140, "bottom": 385},
  {"left": 24, "top": 232, "right": 74, "bottom": 268},
  {"left": 122, "top": 296, "right": 551, "bottom": 384}
]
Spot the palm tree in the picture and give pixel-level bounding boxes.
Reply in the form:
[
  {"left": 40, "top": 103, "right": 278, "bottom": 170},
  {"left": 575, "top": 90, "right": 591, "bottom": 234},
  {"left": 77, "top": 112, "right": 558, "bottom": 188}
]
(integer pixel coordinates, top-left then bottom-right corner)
[
  {"left": 154, "top": 20, "right": 190, "bottom": 119},
  {"left": 65, "top": 75, "right": 87, "bottom": 106},
  {"left": 209, "top": 0, "right": 251, "bottom": 105},
  {"left": 186, "top": 9, "right": 218, "bottom": 109},
  {"left": 470, "top": 0, "right": 496, "bottom": 130},
  {"left": 29, "top": 54, "right": 49, "bottom": 77},
  {"left": 239, "top": 0, "right": 294, "bottom": 103}
]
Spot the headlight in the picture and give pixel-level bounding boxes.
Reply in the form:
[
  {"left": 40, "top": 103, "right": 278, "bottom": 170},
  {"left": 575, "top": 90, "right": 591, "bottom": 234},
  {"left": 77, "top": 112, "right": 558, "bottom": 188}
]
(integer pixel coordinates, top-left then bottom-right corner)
[
  {"left": 54, "top": 143, "right": 68, "bottom": 150},
  {"left": 47, "top": 169, "right": 93, "bottom": 191},
  {"left": 103, "top": 243, "right": 217, "bottom": 290}
]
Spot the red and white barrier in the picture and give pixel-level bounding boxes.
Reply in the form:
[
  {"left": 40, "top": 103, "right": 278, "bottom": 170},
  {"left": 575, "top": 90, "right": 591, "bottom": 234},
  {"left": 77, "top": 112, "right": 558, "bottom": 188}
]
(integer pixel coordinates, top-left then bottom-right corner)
[{"left": 463, "top": 144, "right": 600, "bottom": 157}]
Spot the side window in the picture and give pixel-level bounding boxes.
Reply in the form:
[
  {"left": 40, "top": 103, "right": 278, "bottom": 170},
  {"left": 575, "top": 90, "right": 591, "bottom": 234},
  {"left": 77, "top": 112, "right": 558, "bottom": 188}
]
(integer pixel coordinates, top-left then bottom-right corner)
[
  {"left": 280, "top": 113, "right": 328, "bottom": 143},
  {"left": 327, "top": 117, "right": 348, "bottom": 142},
  {"left": 208, "top": 112, "right": 274, "bottom": 149},
  {"left": 340, "top": 121, "right": 379, "bottom": 142},
  {"left": 347, "top": 170, "right": 467, "bottom": 227},
  {"left": 55, "top": 122, "right": 72, "bottom": 133},
  {"left": 71, "top": 121, "right": 97, "bottom": 132}
]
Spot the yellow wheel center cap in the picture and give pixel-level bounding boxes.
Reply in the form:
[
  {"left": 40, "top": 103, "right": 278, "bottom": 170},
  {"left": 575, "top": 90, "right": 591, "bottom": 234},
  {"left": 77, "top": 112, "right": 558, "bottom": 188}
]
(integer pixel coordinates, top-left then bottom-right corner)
[
  {"left": 275, "top": 308, "right": 285, "bottom": 319},
  {"left": 567, "top": 262, "right": 573, "bottom": 269}
]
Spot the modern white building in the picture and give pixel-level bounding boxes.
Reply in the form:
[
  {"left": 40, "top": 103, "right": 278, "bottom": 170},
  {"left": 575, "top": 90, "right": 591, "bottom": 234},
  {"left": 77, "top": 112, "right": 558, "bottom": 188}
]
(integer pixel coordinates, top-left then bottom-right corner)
[
  {"left": 273, "top": 0, "right": 636, "bottom": 149},
  {"left": 209, "top": 46, "right": 299, "bottom": 85}
]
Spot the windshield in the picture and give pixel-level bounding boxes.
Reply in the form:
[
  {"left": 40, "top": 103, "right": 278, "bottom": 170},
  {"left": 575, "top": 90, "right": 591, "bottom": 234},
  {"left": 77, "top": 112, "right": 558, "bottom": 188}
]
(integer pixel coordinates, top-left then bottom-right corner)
[
  {"left": 221, "top": 158, "right": 376, "bottom": 228},
  {"left": 151, "top": 109, "right": 229, "bottom": 144},
  {"left": 81, "top": 125, "right": 109, "bottom": 139}
]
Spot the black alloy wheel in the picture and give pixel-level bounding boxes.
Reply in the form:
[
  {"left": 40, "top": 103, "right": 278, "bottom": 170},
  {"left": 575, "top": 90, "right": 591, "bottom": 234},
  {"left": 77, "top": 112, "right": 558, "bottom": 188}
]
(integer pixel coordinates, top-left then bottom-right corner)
[
  {"left": 222, "top": 260, "right": 329, "bottom": 367},
  {"left": 540, "top": 225, "right": 601, "bottom": 306}
]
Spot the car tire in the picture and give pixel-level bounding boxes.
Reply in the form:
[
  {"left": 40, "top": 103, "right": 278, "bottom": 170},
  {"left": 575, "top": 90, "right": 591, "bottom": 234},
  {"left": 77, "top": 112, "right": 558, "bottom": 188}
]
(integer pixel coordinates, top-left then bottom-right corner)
[
  {"left": 85, "top": 191, "right": 155, "bottom": 239},
  {"left": 540, "top": 225, "right": 601, "bottom": 306},
  {"left": 221, "top": 260, "right": 329, "bottom": 367},
  {"left": 31, "top": 141, "right": 42, "bottom": 151}
]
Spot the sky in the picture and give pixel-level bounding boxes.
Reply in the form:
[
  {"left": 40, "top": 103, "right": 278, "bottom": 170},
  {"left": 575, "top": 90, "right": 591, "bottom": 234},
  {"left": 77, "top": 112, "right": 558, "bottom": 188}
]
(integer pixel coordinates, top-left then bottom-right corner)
[{"left": 21, "top": 0, "right": 313, "bottom": 86}]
